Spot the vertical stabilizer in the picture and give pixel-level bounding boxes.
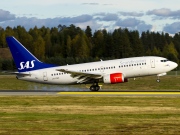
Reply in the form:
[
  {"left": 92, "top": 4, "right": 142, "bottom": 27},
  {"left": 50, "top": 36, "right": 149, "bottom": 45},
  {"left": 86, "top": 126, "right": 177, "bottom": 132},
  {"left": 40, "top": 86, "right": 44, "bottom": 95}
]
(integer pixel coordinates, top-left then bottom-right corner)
[{"left": 6, "top": 36, "right": 56, "bottom": 72}]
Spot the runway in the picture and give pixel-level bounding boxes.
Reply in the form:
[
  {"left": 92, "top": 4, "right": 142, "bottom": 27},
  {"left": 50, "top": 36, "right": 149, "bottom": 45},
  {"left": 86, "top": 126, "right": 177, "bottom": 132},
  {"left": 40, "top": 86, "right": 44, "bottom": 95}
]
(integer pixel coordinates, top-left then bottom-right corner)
[
  {"left": 0, "top": 90, "right": 180, "bottom": 96},
  {"left": 58, "top": 91, "right": 180, "bottom": 96}
]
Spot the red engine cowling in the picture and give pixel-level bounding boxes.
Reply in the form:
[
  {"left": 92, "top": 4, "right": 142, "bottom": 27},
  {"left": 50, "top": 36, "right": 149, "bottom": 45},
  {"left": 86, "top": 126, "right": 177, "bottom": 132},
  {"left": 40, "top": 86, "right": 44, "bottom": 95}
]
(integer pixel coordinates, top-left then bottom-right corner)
[{"left": 103, "top": 73, "right": 128, "bottom": 84}]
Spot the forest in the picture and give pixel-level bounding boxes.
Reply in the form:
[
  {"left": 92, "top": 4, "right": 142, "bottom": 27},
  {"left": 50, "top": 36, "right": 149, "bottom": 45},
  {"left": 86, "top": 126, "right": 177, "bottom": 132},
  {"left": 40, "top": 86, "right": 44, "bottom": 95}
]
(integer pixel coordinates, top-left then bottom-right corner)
[{"left": 0, "top": 24, "right": 180, "bottom": 70}]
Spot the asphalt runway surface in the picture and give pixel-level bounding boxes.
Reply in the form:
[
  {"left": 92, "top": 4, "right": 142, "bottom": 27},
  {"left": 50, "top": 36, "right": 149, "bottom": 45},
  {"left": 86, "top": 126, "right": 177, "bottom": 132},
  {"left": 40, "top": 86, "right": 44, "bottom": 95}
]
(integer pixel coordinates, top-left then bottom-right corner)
[{"left": 0, "top": 90, "right": 180, "bottom": 96}]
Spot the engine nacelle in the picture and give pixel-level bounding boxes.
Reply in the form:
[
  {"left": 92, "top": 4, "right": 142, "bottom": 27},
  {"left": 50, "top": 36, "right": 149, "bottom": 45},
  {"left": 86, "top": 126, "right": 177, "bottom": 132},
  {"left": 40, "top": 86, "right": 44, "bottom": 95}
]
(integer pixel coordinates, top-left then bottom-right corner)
[{"left": 103, "top": 73, "right": 128, "bottom": 84}]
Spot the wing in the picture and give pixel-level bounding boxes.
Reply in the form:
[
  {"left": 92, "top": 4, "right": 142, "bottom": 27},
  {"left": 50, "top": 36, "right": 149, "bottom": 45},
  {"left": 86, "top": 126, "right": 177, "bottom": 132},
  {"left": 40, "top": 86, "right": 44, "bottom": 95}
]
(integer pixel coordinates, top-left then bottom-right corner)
[{"left": 56, "top": 69, "right": 102, "bottom": 83}]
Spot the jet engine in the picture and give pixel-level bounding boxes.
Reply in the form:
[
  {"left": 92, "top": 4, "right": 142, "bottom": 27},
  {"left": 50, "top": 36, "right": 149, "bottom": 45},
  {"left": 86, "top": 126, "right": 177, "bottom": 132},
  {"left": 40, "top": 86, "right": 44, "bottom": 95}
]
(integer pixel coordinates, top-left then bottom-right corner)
[{"left": 103, "top": 73, "right": 128, "bottom": 84}]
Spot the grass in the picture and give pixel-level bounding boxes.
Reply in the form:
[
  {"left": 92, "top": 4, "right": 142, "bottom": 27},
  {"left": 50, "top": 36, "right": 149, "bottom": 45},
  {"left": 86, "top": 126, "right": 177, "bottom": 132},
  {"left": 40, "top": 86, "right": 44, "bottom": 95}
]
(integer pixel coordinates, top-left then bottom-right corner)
[
  {"left": 0, "top": 73, "right": 180, "bottom": 134},
  {"left": 0, "top": 74, "right": 180, "bottom": 90},
  {"left": 0, "top": 96, "right": 180, "bottom": 135}
]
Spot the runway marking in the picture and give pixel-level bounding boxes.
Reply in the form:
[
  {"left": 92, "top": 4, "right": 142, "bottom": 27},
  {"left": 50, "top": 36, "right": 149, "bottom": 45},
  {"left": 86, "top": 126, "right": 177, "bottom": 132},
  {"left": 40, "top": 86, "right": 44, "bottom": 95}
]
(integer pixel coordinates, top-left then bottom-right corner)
[{"left": 58, "top": 92, "right": 180, "bottom": 95}]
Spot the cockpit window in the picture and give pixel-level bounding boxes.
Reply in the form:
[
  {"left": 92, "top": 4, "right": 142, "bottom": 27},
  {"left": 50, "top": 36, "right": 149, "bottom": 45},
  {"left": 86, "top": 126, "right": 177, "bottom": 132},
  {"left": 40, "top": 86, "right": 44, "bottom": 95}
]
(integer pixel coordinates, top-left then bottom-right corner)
[{"left": 161, "top": 59, "right": 169, "bottom": 62}]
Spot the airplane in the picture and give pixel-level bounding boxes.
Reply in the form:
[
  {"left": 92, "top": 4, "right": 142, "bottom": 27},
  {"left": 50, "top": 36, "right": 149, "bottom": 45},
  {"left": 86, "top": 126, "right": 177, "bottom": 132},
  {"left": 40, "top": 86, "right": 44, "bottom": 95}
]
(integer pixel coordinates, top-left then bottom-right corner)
[{"left": 6, "top": 36, "right": 178, "bottom": 91}]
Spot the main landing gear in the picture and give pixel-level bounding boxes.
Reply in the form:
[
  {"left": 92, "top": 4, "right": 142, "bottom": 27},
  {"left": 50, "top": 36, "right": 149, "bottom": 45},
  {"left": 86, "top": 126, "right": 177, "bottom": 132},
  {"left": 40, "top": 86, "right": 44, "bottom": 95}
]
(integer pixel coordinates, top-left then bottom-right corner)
[{"left": 90, "top": 82, "right": 100, "bottom": 91}]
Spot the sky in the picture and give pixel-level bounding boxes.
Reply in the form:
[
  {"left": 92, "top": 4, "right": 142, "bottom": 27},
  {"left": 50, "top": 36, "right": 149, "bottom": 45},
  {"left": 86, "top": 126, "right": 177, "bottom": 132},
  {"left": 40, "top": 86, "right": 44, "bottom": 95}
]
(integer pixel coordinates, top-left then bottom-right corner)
[{"left": 1, "top": 0, "right": 180, "bottom": 34}]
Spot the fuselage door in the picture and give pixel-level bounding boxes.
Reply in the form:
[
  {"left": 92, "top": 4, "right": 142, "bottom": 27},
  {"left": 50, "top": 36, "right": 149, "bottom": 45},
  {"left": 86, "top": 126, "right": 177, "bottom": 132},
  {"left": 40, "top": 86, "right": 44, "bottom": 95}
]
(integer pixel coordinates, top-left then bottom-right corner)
[
  {"left": 150, "top": 59, "right": 155, "bottom": 68},
  {"left": 43, "top": 72, "right": 48, "bottom": 81}
]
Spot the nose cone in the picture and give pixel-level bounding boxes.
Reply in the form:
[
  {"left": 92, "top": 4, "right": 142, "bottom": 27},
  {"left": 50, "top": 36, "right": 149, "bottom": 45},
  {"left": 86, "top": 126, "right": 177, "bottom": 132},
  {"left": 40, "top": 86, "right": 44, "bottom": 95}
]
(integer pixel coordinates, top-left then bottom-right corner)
[{"left": 171, "top": 61, "right": 178, "bottom": 70}]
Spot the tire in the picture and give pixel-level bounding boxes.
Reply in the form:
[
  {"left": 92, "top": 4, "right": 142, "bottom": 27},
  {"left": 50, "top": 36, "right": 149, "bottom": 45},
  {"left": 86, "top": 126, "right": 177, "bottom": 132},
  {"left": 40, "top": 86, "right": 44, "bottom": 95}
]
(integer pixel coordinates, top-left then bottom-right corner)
[
  {"left": 90, "top": 85, "right": 100, "bottom": 91},
  {"left": 156, "top": 79, "right": 160, "bottom": 83},
  {"left": 95, "top": 86, "right": 100, "bottom": 91},
  {"left": 90, "top": 86, "right": 95, "bottom": 91}
]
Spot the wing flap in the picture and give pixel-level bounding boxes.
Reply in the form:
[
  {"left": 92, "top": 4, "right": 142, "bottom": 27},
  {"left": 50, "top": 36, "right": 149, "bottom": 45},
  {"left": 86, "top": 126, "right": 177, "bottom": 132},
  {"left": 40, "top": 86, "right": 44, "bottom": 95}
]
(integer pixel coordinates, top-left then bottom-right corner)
[{"left": 56, "top": 69, "right": 102, "bottom": 83}]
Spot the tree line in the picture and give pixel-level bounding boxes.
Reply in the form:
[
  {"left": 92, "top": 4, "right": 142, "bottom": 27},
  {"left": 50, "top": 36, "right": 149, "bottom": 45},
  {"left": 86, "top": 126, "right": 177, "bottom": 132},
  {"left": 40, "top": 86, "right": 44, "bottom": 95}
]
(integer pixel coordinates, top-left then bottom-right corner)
[{"left": 0, "top": 24, "right": 180, "bottom": 70}]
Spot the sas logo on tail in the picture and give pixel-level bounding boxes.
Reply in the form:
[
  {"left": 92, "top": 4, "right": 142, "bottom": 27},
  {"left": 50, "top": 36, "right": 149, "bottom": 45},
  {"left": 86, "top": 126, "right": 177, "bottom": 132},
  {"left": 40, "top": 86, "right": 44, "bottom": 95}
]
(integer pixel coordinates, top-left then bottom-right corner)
[{"left": 18, "top": 60, "right": 35, "bottom": 70}]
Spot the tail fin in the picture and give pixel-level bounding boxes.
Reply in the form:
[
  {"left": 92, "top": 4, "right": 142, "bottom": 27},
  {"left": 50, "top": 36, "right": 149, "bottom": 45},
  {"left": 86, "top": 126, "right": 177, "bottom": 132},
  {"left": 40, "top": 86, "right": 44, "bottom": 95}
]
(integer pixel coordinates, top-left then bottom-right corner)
[{"left": 6, "top": 36, "right": 57, "bottom": 72}]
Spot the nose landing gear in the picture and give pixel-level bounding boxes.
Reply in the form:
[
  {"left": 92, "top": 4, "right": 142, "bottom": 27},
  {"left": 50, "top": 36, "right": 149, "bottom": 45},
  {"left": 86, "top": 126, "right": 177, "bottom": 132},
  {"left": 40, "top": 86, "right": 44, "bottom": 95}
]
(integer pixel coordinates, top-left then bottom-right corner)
[
  {"left": 156, "top": 79, "right": 160, "bottom": 82},
  {"left": 156, "top": 76, "right": 160, "bottom": 82},
  {"left": 156, "top": 73, "right": 167, "bottom": 82}
]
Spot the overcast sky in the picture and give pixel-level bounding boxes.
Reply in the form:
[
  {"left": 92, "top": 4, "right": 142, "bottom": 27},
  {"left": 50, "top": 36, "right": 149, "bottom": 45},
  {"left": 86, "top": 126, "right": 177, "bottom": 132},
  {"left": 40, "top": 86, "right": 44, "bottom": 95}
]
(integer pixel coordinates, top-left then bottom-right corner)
[{"left": 1, "top": 0, "right": 180, "bottom": 34}]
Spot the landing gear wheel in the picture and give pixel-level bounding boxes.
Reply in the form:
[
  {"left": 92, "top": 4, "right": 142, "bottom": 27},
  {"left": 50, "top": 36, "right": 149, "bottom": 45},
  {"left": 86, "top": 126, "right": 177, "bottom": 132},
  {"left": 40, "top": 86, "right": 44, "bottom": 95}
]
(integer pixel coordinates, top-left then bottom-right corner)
[
  {"left": 95, "top": 86, "right": 100, "bottom": 91},
  {"left": 90, "top": 81, "right": 100, "bottom": 91},
  {"left": 90, "top": 85, "right": 100, "bottom": 91},
  {"left": 156, "top": 79, "right": 160, "bottom": 83},
  {"left": 90, "top": 86, "right": 96, "bottom": 91}
]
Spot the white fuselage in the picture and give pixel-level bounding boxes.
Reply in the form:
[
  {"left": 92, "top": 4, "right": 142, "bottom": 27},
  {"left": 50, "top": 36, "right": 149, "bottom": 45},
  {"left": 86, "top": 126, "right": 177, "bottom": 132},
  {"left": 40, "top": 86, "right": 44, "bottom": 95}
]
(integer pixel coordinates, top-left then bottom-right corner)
[{"left": 17, "top": 56, "right": 177, "bottom": 85}]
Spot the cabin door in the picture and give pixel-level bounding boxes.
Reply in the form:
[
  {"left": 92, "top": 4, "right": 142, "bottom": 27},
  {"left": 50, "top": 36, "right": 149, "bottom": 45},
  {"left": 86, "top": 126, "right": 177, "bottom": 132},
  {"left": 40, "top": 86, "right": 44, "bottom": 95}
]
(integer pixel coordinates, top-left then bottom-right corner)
[
  {"left": 43, "top": 72, "right": 48, "bottom": 81},
  {"left": 150, "top": 59, "right": 155, "bottom": 68}
]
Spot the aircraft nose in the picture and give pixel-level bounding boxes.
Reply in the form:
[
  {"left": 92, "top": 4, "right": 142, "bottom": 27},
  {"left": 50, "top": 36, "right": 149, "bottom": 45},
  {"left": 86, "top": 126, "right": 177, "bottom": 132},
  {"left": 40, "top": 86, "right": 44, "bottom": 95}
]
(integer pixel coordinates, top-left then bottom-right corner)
[{"left": 171, "top": 62, "right": 178, "bottom": 69}]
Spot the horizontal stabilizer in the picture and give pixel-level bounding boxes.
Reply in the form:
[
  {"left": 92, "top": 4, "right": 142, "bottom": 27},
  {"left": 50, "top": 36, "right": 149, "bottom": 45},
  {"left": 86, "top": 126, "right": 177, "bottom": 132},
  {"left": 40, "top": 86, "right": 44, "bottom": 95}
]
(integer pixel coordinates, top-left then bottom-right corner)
[{"left": 9, "top": 72, "right": 30, "bottom": 76}]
